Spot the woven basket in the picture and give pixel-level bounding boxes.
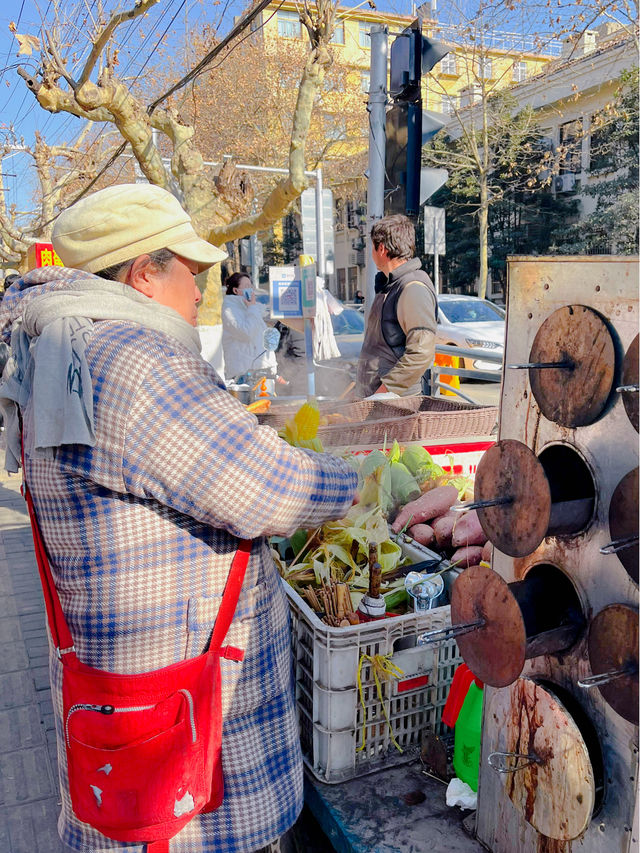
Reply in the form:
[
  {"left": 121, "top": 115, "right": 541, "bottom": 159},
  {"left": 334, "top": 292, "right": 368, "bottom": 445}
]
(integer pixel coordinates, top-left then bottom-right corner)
[
  {"left": 257, "top": 398, "right": 415, "bottom": 430},
  {"left": 257, "top": 396, "right": 498, "bottom": 447}
]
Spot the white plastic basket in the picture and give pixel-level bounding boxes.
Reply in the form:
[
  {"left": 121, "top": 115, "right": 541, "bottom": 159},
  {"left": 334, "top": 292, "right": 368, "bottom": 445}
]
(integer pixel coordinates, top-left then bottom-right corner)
[{"left": 282, "top": 539, "right": 462, "bottom": 783}]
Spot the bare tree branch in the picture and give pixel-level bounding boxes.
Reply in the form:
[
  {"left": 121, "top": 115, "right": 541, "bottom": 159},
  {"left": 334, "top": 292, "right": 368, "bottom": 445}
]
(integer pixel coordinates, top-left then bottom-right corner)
[{"left": 76, "top": 0, "right": 160, "bottom": 90}]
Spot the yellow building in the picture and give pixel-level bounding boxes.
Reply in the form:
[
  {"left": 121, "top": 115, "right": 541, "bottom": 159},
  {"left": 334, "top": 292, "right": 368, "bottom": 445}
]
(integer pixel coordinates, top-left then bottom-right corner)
[
  {"left": 259, "top": 2, "right": 553, "bottom": 119},
  {"left": 253, "top": 2, "right": 556, "bottom": 298}
]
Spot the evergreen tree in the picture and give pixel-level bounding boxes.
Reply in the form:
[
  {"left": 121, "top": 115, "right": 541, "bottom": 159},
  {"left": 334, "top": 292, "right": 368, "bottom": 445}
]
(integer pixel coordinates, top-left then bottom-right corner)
[{"left": 549, "top": 68, "right": 639, "bottom": 255}]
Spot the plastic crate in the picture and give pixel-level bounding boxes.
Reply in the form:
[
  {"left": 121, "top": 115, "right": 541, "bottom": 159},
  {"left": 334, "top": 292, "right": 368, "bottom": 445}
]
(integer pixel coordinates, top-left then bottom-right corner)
[{"left": 282, "top": 539, "right": 462, "bottom": 783}]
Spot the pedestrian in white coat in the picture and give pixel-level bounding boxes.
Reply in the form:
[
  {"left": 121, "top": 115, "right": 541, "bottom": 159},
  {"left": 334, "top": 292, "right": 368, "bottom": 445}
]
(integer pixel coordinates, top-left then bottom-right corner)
[{"left": 221, "top": 272, "right": 276, "bottom": 381}]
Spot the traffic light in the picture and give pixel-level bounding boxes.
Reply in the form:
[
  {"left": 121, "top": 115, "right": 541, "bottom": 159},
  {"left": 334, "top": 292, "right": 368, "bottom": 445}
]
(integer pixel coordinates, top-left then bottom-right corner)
[
  {"left": 385, "top": 106, "right": 446, "bottom": 216},
  {"left": 385, "top": 21, "right": 449, "bottom": 217}
]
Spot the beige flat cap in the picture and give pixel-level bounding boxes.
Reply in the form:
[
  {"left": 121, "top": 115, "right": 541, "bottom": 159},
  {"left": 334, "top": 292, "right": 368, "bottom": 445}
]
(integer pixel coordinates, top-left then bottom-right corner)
[{"left": 52, "top": 183, "right": 227, "bottom": 274}]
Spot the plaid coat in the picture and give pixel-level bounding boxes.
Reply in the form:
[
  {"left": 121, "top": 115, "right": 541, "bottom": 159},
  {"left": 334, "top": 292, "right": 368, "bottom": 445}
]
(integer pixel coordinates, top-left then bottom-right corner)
[{"left": 5, "top": 269, "right": 357, "bottom": 853}]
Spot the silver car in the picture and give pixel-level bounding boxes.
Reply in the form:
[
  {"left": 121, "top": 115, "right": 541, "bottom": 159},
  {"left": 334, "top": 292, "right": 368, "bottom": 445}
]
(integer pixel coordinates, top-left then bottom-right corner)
[{"left": 436, "top": 295, "right": 505, "bottom": 374}]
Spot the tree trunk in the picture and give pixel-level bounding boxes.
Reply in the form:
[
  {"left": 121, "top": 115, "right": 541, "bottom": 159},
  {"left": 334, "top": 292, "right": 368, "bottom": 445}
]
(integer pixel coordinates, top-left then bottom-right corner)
[{"left": 478, "top": 179, "right": 489, "bottom": 299}]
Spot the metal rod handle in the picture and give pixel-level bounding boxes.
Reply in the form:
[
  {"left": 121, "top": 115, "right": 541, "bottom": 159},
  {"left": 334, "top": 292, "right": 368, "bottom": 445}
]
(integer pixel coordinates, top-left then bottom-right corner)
[
  {"left": 599, "top": 534, "right": 639, "bottom": 555},
  {"left": 417, "top": 618, "right": 485, "bottom": 645},
  {"left": 451, "top": 496, "right": 513, "bottom": 513},
  {"left": 616, "top": 384, "right": 640, "bottom": 393},
  {"left": 507, "top": 360, "right": 574, "bottom": 370},
  {"left": 578, "top": 663, "right": 637, "bottom": 688},
  {"left": 488, "top": 751, "right": 542, "bottom": 773}
]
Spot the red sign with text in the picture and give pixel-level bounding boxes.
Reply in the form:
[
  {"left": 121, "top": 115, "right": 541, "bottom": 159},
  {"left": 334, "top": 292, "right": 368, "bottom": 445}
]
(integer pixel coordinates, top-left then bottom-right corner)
[{"left": 27, "top": 242, "right": 63, "bottom": 269}]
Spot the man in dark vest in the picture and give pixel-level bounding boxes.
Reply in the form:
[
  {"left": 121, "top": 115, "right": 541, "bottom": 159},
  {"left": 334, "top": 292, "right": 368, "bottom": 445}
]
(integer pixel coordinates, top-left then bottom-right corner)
[{"left": 356, "top": 214, "right": 437, "bottom": 397}]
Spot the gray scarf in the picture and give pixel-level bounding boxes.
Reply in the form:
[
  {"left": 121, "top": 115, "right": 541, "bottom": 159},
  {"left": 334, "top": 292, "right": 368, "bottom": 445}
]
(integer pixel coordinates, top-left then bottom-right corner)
[{"left": 0, "top": 278, "right": 202, "bottom": 472}]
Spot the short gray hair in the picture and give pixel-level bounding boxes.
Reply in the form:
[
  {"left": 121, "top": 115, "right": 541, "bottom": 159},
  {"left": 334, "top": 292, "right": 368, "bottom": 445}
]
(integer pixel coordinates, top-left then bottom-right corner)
[{"left": 96, "top": 248, "right": 175, "bottom": 281}]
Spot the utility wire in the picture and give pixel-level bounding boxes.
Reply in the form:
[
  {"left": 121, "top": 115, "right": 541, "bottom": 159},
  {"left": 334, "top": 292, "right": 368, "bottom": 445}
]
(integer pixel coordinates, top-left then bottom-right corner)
[
  {"left": 32, "top": 0, "right": 290, "bottom": 226},
  {"left": 147, "top": 0, "right": 277, "bottom": 114}
]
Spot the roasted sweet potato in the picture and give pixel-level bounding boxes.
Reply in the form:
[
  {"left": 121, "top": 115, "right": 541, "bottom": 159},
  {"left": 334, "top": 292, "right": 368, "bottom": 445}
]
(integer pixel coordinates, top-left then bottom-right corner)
[
  {"left": 432, "top": 512, "right": 456, "bottom": 549},
  {"left": 408, "top": 523, "right": 435, "bottom": 546},
  {"left": 391, "top": 484, "right": 459, "bottom": 533},
  {"left": 450, "top": 545, "right": 484, "bottom": 568},
  {"left": 451, "top": 510, "right": 487, "bottom": 548}
]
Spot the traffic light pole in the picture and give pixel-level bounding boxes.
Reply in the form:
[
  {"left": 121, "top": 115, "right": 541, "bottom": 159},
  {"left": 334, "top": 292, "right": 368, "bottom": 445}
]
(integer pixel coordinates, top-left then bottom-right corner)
[{"left": 365, "top": 25, "right": 388, "bottom": 318}]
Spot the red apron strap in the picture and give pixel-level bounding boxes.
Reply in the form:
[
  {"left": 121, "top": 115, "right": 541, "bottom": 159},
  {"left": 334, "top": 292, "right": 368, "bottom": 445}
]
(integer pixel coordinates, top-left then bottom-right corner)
[
  {"left": 22, "top": 435, "right": 252, "bottom": 659},
  {"left": 21, "top": 440, "right": 75, "bottom": 656},
  {"left": 146, "top": 842, "right": 169, "bottom": 853},
  {"left": 209, "top": 539, "right": 252, "bottom": 652}
]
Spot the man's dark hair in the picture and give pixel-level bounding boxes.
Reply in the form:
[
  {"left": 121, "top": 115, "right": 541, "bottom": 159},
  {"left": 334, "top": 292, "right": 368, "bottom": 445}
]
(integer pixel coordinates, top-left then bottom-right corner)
[
  {"left": 370, "top": 215, "right": 415, "bottom": 260},
  {"left": 225, "top": 271, "right": 251, "bottom": 296}
]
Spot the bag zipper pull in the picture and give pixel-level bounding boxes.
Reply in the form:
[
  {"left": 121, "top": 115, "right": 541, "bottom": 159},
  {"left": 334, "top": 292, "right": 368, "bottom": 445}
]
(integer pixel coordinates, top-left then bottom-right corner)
[{"left": 79, "top": 704, "right": 115, "bottom": 714}]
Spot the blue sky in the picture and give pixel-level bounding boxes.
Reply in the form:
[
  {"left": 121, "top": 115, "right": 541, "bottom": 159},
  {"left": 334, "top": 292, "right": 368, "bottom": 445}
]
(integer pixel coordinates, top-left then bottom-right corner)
[{"left": 0, "top": 0, "right": 593, "bottom": 215}]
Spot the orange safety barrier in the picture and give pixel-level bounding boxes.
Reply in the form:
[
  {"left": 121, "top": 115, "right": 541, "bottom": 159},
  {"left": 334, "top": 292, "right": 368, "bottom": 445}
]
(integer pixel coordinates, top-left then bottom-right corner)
[{"left": 434, "top": 352, "right": 461, "bottom": 396}]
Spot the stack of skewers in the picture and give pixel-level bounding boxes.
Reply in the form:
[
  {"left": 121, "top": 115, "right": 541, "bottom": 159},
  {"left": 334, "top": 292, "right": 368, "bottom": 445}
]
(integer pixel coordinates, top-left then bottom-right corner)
[{"left": 302, "top": 581, "right": 361, "bottom": 627}]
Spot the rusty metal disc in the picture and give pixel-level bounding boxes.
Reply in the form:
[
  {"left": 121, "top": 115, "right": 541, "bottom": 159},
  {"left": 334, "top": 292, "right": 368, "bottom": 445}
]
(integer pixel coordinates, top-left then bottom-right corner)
[
  {"left": 490, "top": 678, "right": 595, "bottom": 840},
  {"left": 529, "top": 305, "right": 615, "bottom": 427},
  {"left": 588, "top": 604, "right": 639, "bottom": 724},
  {"left": 621, "top": 333, "right": 639, "bottom": 432},
  {"left": 475, "top": 439, "right": 551, "bottom": 558},
  {"left": 609, "top": 467, "right": 639, "bottom": 584},
  {"left": 451, "top": 564, "right": 526, "bottom": 688}
]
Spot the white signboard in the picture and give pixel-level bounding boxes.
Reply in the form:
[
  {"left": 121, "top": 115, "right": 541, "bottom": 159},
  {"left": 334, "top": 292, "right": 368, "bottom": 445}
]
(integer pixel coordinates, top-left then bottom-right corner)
[
  {"left": 424, "top": 206, "right": 446, "bottom": 256},
  {"left": 269, "top": 266, "right": 301, "bottom": 319},
  {"left": 301, "top": 188, "right": 335, "bottom": 275}
]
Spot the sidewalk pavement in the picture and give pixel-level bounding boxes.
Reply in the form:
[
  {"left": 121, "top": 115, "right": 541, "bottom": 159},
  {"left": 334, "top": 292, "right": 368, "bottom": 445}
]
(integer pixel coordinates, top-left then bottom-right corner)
[{"left": 0, "top": 454, "right": 67, "bottom": 852}]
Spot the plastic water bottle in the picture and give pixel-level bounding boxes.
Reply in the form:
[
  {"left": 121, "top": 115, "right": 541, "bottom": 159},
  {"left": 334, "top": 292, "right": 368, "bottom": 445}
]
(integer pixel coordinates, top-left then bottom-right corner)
[
  {"left": 453, "top": 680, "right": 483, "bottom": 792},
  {"left": 404, "top": 571, "right": 444, "bottom": 612}
]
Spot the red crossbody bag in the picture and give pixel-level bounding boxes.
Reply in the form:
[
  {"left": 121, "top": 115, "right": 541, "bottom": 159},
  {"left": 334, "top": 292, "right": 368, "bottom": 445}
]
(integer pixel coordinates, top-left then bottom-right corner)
[{"left": 22, "top": 467, "right": 251, "bottom": 853}]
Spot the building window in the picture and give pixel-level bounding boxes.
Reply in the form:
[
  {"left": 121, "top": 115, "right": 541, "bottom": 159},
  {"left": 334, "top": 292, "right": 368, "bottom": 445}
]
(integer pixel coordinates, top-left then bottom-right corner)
[
  {"left": 323, "top": 73, "right": 344, "bottom": 93},
  {"left": 589, "top": 113, "right": 616, "bottom": 172},
  {"left": 331, "top": 21, "right": 344, "bottom": 44},
  {"left": 360, "top": 71, "right": 370, "bottom": 93},
  {"left": 337, "top": 268, "right": 347, "bottom": 301},
  {"left": 277, "top": 10, "right": 300, "bottom": 39},
  {"left": 479, "top": 56, "right": 493, "bottom": 79},
  {"left": 441, "top": 94, "right": 457, "bottom": 115},
  {"left": 323, "top": 114, "right": 347, "bottom": 141},
  {"left": 359, "top": 22, "right": 372, "bottom": 48},
  {"left": 440, "top": 53, "right": 457, "bottom": 75},
  {"left": 348, "top": 266, "right": 358, "bottom": 299},
  {"left": 512, "top": 61, "right": 527, "bottom": 82},
  {"left": 559, "top": 119, "right": 583, "bottom": 173}
]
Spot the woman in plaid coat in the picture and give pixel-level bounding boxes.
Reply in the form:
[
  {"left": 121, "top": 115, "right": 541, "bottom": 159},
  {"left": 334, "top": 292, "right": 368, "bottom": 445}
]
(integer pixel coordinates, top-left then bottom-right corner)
[{"left": 0, "top": 184, "right": 358, "bottom": 853}]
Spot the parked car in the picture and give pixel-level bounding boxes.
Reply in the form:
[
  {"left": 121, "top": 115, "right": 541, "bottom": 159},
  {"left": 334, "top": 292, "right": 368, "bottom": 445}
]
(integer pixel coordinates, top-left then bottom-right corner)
[
  {"left": 436, "top": 294, "right": 505, "bottom": 375},
  {"left": 330, "top": 307, "right": 365, "bottom": 361}
]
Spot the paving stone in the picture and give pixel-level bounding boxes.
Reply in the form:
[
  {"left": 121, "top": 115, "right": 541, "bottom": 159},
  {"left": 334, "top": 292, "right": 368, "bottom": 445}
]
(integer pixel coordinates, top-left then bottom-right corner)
[
  {"left": 12, "top": 593, "right": 44, "bottom": 617},
  {"left": 0, "top": 705, "right": 45, "bottom": 753},
  {"left": 0, "top": 671, "right": 35, "bottom": 710},
  {"left": 18, "top": 614, "right": 46, "bottom": 633},
  {"left": 0, "top": 746, "right": 56, "bottom": 805},
  {"left": 0, "top": 618, "right": 22, "bottom": 646},
  {"left": 0, "top": 798, "right": 67, "bottom": 852},
  {"left": 31, "top": 665, "right": 50, "bottom": 692},
  {"left": 0, "top": 639, "right": 29, "bottom": 673},
  {"left": 0, "top": 596, "right": 18, "bottom": 618},
  {"left": 26, "top": 650, "right": 49, "bottom": 670},
  {"left": 24, "top": 643, "right": 50, "bottom": 665}
]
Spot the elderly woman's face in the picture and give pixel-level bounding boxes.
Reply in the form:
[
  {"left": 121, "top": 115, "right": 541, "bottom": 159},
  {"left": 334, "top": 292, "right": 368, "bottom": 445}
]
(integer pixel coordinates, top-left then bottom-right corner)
[{"left": 127, "top": 252, "right": 201, "bottom": 325}]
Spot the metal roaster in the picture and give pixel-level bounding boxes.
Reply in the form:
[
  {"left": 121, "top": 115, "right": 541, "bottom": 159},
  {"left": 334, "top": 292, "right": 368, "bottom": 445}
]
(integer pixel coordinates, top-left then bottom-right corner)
[{"left": 449, "top": 258, "right": 639, "bottom": 852}]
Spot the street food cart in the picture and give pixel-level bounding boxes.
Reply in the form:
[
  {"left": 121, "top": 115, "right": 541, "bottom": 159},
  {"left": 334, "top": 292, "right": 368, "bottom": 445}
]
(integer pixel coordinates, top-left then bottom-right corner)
[{"left": 260, "top": 256, "right": 639, "bottom": 853}]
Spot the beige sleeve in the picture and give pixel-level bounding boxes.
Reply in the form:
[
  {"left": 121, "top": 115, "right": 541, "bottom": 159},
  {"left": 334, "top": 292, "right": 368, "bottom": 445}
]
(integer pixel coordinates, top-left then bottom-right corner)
[{"left": 382, "top": 282, "right": 437, "bottom": 395}]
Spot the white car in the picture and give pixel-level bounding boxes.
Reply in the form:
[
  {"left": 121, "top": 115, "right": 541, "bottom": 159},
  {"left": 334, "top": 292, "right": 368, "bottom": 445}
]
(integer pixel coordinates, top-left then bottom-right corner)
[{"left": 436, "top": 295, "right": 505, "bottom": 375}]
